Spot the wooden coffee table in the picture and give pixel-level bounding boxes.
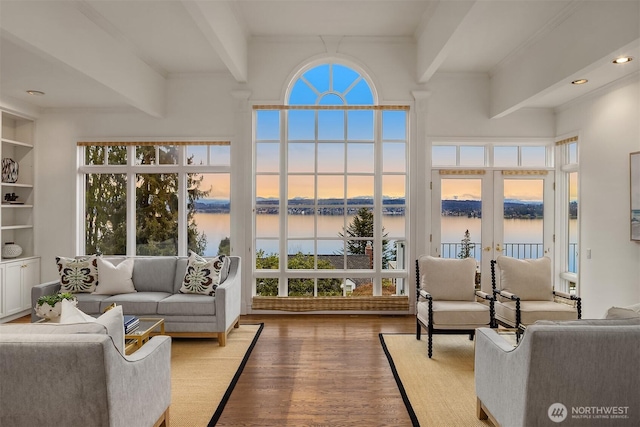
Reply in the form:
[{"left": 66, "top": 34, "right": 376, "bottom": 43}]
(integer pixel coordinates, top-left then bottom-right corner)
[{"left": 125, "top": 318, "right": 165, "bottom": 355}]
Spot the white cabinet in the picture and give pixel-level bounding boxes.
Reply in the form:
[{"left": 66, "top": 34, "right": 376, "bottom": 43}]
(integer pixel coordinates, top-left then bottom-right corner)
[{"left": 1, "top": 257, "right": 40, "bottom": 319}]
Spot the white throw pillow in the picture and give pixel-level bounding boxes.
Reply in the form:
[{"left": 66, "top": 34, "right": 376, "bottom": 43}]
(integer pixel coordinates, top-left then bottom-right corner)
[
  {"left": 56, "top": 255, "right": 99, "bottom": 293},
  {"left": 179, "top": 251, "right": 225, "bottom": 296},
  {"left": 93, "top": 257, "right": 136, "bottom": 295},
  {"left": 59, "top": 299, "right": 125, "bottom": 355}
]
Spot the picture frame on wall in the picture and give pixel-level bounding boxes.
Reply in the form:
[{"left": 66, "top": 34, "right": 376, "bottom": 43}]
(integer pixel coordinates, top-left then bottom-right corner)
[{"left": 631, "top": 151, "right": 640, "bottom": 242}]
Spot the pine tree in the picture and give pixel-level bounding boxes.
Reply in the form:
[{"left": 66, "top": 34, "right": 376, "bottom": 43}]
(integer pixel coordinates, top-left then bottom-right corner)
[
  {"left": 458, "top": 229, "right": 475, "bottom": 259},
  {"left": 339, "top": 207, "right": 391, "bottom": 267},
  {"left": 85, "top": 145, "right": 209, "bottom": 256}
]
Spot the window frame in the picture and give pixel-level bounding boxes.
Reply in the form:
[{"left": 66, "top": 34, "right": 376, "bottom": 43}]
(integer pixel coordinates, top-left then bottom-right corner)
[
  {"left": 252, "top": 62, "right": 409, "bottom": 299},
  {"left": 555, "top": 136, "right": 579, "bottom": 293},
  {"left": 77, "top": 141, "right": 231, "bottom": 256}
]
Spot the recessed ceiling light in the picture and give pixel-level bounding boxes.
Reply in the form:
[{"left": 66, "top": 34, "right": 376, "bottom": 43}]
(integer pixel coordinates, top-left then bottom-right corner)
[
  {"left": 26, "top": 90, "right": 45, "bottom": 96},
  {"left": 613, "top": 56, "right": 633, "bottom": 64},
  {"left": 571, "top": 79, "right": 588, "bottom": 85}
]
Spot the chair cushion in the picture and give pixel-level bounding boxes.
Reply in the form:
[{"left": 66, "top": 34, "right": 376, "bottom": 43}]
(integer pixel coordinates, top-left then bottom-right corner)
[
  {"left": 59, "top": 299, "right": 125, "bottom": 355},
  {"left": 495, "top": 300, "right": 578, "bottom": 326},
  {"left": 417, "top": 300, "right": 490, "bottom": 328},
  {"left": 496, "top": 256, "right": 552, "bottom": 301},
  {"left": 605, "top": 303, "right": 640, "bottom": 319},
  {"left": 418, "top": 255, "right": 477, "bottom": 301}
]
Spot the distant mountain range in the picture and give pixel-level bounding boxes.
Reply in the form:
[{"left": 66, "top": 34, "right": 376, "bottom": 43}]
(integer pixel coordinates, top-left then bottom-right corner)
[{"left": 195, "top": 198, "right": 558, "bottom": 219}]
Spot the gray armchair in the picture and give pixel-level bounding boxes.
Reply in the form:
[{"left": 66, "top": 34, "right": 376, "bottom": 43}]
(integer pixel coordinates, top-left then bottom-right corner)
[
  {"left": 416, "top": 255, "right": 494, "bottom": 358},
  {"left": 0, "top": 322, "right": 171, "bottom": 427},
  {"left": 475, "top": 318, "right": 640, "bottom": 426}
]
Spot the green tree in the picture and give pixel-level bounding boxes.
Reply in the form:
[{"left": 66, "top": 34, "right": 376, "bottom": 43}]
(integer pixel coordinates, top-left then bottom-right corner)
[
  {"left": 255, "top": 250, "right": 341, "bottom": 296},
  {"left": 218, "top": 237, "right": 231, "bottom": 256},
  {"left": 339, "top": 207, "right": 391, "bottom": 267},
  {"left": 85, "top": 145, "right": 209, "bottom": 256},
  {"left": 457, "top": 229, "right": 475, "bottom": 259}
]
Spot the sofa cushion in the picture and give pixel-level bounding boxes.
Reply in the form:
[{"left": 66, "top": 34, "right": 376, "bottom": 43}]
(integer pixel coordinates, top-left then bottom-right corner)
[
  {"left": 56, "top": 255, "right": 99, "bottom": 293},
  {"left": 158, "top": 294, "right": 216, "bottom": 316},
  {"left": 496, "top": 256, "right": 553, "bottom": 301},
  {"left": 132, "top": 257, "right": 177, "bottom": 293},
  {"left": 94, "top": 257, "right": 136, "bottom": 295},
  {"left": 74, "top": 293, "right": 112, "bottom": 314},
  {"left": 100, "top": 292, "right": 172, "bottom": 315},
  {"left": 179, "top": 252, "right": 225, "bottom": 296},
  {"left": 605, "top": 303, "right": 640, "bottom": 319}
]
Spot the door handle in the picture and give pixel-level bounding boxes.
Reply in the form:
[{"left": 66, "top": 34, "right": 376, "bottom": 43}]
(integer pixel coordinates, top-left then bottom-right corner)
[
  {"left": 496, "top": 244, "right": 502, "bottom": 252},
  {"left": 484, "top": 246, "right": 492, "bottom": 252}
]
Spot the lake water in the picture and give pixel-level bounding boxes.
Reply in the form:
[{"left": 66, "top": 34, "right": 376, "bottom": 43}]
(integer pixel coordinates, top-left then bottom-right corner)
[{"left": 194, "top": 212, "right": 575, "bottom": 256}]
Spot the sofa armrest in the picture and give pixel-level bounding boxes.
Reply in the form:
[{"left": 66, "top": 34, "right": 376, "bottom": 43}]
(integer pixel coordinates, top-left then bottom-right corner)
[
  {"left": 474, "top": 328, "right": 528, "bottom": 427},
  {"left": 30, "top": 280, "right": 62, "bottom": 322},
  {"left": 107, "top": 335, "right": 172, "bottom": 427},
  {"left": 214, "top": 256, "right": 242, "bottom": 333}
]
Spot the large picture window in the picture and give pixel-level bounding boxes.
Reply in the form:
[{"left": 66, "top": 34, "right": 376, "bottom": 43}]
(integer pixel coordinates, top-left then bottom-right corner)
[
  {"left": 253, "top": 62, "right": 409, "bottom": 303},
  {"left": 79, "top": 141, "right": 231, "bottom": 257}
]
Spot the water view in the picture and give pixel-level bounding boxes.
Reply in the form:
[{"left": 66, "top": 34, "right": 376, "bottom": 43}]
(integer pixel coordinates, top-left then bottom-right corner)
[{"left": 193, "top": 212, "right": 574, "bottom": 259}]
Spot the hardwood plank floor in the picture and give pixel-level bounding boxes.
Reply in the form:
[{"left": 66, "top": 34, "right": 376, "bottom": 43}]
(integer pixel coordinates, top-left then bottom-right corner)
[{"left": 218, "top": 314, "right": 416, "bottom": 427}]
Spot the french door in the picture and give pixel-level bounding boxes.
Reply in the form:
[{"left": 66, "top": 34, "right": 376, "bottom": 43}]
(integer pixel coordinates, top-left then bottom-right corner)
[{"left": 431, "top": 170, "right": 554, "bottom": 292}]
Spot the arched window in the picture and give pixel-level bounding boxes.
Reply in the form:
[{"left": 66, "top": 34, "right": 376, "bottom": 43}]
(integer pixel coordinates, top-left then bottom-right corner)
[{"left": 253, "top": 61, "right": 408, "bottom": 310}]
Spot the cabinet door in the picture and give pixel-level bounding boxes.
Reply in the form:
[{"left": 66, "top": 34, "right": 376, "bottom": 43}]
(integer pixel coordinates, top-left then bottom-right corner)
[
  {"left": 21, "top": 258, "right": 40, "bottom": 310},
  {"left": 4, "top": 262, "right": 23, "bottom": 315}
]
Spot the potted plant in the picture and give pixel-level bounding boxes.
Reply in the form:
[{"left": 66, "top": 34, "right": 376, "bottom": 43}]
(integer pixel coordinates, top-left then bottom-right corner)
[{"left": 35, "top": 292, "right": 77, "bottom": 321}]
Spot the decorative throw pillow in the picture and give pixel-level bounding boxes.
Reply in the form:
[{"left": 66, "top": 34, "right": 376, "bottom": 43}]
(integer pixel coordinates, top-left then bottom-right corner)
[
  {"left": 496, "top": 256, "right": 553, "bottom": 301},
  {"left": 56, "top": 255, "right": 99, "bottom": 293},
  {"left": 59, "top": 299, "right": 125, "bottom": 355},
  {"left": 93, "top": 258, "right": 136, "bottom": 295},
  {"left": 179, "top": 251, "right": 225, "bottom": 296}
]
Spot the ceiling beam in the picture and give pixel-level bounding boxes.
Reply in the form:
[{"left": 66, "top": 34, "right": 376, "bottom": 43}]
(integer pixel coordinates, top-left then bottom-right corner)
[
  {"left": 490, "top": 0, "right": 640, "bottom": 118},
  {"left": 182, "top": 1, "right": 248, "bottom": 83},
  {"left": 0, "top": 1, "right": 166, "bottom": 117},
  {"left": 415, "top": 0, "right": 477, "bottom": 83}
]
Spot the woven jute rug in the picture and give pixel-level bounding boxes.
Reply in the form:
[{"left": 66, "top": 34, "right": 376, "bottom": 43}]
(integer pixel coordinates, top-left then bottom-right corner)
[
  {"left": 379, "top": 333, "right": 492, "bottom": 427},
  {"left": 170, "top": 324, "right": 263, "bottom": 427}
]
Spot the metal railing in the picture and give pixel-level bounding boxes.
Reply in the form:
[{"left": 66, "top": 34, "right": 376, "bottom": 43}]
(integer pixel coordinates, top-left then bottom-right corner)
[{"left": 441, "top": 242, "right": 578, "bottom": 273}]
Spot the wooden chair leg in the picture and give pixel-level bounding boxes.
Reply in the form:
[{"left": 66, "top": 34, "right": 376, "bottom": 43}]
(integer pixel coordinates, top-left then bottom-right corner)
[
  {"left": 428, "top": 331, "right": 433, "bottom": 358},
  {"left": 416, "top": 321, "right": 421, "bottom": 340}
]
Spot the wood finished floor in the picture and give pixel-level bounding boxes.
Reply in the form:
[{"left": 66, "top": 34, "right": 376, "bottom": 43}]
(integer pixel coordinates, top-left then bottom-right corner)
[{"left": 217, "top": 314, "right": 417, "bottom": 427}]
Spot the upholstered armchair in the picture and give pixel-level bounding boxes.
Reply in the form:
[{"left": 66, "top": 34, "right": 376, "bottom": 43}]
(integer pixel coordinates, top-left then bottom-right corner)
[
  {"left": 491, "top": 256, "right": 581, "bottom": 331},
  {"left": 416, "top": 255, "right": 494, "bottom": 358},
  {"left": 475, "top": 318, "right": 640, "bottom": 427}
]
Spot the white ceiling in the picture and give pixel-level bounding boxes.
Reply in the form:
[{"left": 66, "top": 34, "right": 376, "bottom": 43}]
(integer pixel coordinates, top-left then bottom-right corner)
[{"left": 1, "top": 0, "right": 638, "bottom": 117}]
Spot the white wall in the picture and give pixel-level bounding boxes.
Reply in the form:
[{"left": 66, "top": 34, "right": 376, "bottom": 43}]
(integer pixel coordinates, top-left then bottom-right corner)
[{"left": 556, "top": 75, "right": 640, "bottom": 318}]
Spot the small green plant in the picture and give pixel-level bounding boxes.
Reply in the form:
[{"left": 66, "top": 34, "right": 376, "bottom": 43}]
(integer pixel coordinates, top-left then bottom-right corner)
[{"left": 37, "top": 292, "right": 76, "bottom": 307}]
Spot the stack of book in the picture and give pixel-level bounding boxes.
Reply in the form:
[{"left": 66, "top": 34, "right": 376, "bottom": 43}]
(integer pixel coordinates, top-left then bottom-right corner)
[{"left": 124, "top": 315, "right": 140, "bottom": 334}]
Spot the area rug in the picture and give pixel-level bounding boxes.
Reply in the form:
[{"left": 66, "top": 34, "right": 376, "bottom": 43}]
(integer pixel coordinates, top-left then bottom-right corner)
[
  {"left": 170, "top": 324, "right": 263, "bottom": 427},
  {"left": 379, "top": 333, "right": 492, "bottom": 427}
]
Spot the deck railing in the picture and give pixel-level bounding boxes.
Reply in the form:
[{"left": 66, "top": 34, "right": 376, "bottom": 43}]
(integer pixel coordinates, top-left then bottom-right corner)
[{"left": 441, "top": 242, "right": 578, "bottom": 273}]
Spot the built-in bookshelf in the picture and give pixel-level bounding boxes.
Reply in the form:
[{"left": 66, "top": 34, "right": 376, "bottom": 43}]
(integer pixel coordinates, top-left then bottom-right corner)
[{"left": 0, "top": 109, "right": 40, "bottom": 322}]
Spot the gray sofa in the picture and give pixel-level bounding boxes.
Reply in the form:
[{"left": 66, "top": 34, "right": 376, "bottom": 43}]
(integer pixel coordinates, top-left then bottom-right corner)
[
  {"left": 475, "top": 318, "right": 640, "bottom": 426},
  {"left": 0, "top": 322, "right": 171, "bottom": 427},
  {"left": 31, "top": 255, "right": 242, "bottom": 346}
]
